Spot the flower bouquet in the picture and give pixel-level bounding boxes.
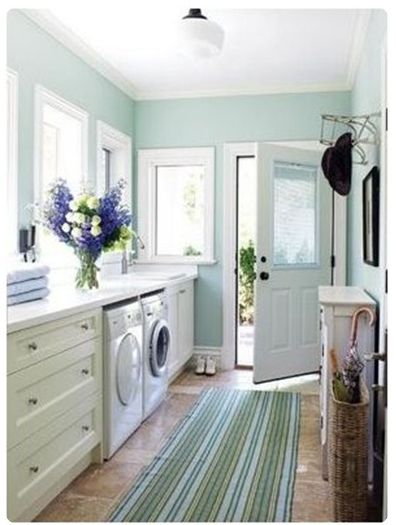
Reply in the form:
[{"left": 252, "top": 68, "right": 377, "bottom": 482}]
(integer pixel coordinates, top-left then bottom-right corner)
[{"left": 42, "top": 178, "right": 134, "bottom": 289}]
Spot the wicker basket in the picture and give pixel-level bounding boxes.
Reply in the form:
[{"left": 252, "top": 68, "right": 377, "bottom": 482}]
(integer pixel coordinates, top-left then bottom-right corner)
[{"left": 328, "top": 382, "right": 369, "bottom": 522}]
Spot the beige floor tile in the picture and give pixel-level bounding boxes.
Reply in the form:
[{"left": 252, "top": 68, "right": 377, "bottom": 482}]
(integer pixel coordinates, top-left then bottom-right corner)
[{"left": 34, "top": 492, "right": 114, "bottom": 522}]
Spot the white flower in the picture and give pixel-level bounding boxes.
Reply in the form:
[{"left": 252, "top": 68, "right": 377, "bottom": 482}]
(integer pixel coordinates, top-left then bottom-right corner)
[
  {"left": 87, "top": 196, "right": 99, "bottom": 210},
  {"left": 91, "top": 225, "right": 102, "bottom": 237},
  {"left": 69, "top": 200, "right": 78, "bottom": 211},
  {"left": 61, "top": 223, "right": 71, "bottom": 233},
  {"left": 91, "top": 215, "right": 101, "bottom": 226},
  {"left": 65, "top": 212, "right": 74, "bottom": 223},
  {"left": 73, "top": 212, "right": 86, "bottom": 224},
  {"left": 71, "top": 227, "right": 82, "bottom": 239}
]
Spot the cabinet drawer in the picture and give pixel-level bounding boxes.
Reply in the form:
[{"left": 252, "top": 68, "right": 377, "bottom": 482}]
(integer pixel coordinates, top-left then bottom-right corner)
[
  {"left": 8, "top": 338, "right": 102, "bottom": 448},
  {"left": 8, "top": 309, "right": 102, "bottom": 374},
  {"left": 8, "top": 394, "right": 101, "bottom": 522}
]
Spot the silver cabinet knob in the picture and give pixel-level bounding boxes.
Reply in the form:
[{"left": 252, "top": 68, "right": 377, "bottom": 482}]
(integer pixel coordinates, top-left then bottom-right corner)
[
  {"left": 80, "top": 322, "right": 89, "bottom": 330},
  {"left": 28, "top": 342, "right": 38, "bottom": 351},
  {"left": 82, "top": 425, "right": 90, "bottom": 431},
  {"left": 81, "top": 368, "right": 90, "bottom": 375},
  {"left": 29, "top": 466, "right": 39, "bottom": 473},
  {"left": 28, "top": 397, "right": 38, "bottom": 405}
]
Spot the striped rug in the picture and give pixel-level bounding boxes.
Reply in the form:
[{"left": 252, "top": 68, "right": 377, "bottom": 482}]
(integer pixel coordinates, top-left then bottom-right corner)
[{"left": 110, "top": 388, "right": 301, "bottom": 522}]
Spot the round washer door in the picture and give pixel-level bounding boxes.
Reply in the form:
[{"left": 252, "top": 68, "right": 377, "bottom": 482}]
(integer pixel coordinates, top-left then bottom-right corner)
[
  {"left": 149, "top": 319, "right": 171, "bottom": 377},
  {"left": 116, "top": 330, "right": 141, "bottom": 406}
]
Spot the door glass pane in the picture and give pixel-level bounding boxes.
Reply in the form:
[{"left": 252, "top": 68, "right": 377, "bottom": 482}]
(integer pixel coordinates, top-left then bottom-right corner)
[
  {"left": 156, "top": 165, "right": 205, "bottom": 256},
  {"left": 273, "top": 162, "right": 317, "bottom": 266}
]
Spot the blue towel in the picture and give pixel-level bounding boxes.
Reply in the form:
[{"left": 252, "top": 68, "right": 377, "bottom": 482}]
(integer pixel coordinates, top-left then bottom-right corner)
[
  {"left": 7, "top": 288, "right": 50, "bottom": 306},
  {"left": 7, "top": 263, "right": 50, "bottom": 285},
  {"left": 7, "top": 276, "right": 49, "bottom": 297}
]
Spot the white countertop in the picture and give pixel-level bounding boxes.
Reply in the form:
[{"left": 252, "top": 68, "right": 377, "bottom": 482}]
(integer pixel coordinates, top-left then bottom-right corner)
[
  {"left": 318, "top": 286, "right": 376, "bottom": 306},
  {"left": 7, "top": 269, "right": 197, "bottom": 334}
]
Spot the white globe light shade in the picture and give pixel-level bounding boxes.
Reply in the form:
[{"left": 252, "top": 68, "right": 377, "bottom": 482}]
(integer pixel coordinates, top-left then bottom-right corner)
[{"left": 178, "top": 17, "right": 224, "bottom": 59}]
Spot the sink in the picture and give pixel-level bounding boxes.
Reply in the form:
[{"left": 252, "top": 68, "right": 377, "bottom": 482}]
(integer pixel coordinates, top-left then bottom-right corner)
[{"left": 127, "top": 272, "right": 186, "bottom": 281}]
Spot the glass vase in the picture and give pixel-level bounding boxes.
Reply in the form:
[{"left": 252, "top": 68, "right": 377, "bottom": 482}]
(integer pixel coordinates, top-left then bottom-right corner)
[{"left": 75, "top": 251, "right": 100, "bottom": 290}]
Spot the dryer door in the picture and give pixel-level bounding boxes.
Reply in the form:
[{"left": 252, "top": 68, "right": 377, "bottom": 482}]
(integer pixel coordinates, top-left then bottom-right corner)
[
  {"left": 116, "top": 330, "right": 142, "bottom": 405},
  {"left": 149, "top": 319, "right": 171, "bottom": 377}
]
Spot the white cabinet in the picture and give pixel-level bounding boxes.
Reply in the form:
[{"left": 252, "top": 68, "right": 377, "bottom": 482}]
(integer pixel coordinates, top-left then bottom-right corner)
[
  {"left": 7, "top": 309, "right": 103, "bottom": 522},
  {"left": 167, "top": 281, "right": 194, "bottom": 380},
  {"left": 319, "top": 286, "right": 376, "bottom": 480}
]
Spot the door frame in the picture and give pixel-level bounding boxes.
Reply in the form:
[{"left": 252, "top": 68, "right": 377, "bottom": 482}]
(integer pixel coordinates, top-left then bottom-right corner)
[{"left": 222, "top": 141, "right": 347, "bottom": 371}]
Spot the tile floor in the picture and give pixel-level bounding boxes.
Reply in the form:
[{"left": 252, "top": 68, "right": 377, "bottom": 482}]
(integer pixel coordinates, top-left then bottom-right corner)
[{"left": 35, "top": 369, "right": 332, "bottom": 522}]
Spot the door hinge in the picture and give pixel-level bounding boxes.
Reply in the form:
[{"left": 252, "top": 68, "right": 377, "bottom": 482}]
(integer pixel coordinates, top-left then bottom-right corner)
[
  {"left": 331, "top": 255, "right": 336, "bottom": 268},
  {"left": 320, "top": 415, "right": 323, "bottom": 429},
  {"left": 385, "top": 269, "right": 388, "bottom": 294},
  {"left": 386, "top": 107, "right": 388, "bottom": 131}
]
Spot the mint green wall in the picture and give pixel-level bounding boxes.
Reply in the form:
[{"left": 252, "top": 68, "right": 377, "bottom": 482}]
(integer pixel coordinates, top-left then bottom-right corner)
[
  {"left": 135, "top": 91, "right": 351, "bottom": 347},
  {"left": 7, "top": 10, "right": 135, "bottom": 227},
  {"left": 347, "top": 10, "right": 387, "bottom": 301}
]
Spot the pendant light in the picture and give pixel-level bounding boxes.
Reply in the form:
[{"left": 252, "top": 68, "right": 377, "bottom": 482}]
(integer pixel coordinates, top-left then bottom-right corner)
[{"left": 178, "top": 9, "right": 224, "bottom": 59}]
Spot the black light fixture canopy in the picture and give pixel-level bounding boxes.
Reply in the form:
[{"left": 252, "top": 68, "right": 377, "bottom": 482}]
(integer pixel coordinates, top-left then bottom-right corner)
[{"left": 183, "top": 9, "right": 208, "bottom": 20}]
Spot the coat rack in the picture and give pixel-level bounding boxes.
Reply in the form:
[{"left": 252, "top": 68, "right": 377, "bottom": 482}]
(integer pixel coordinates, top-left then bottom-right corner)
[{"left": 320, "top": 112, "right": 381, "bottom": 165}]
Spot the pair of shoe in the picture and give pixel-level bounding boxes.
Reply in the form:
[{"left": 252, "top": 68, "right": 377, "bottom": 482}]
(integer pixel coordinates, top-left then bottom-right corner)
[{"left": 195, "top": 356, "right": 216, "bottom": 376}]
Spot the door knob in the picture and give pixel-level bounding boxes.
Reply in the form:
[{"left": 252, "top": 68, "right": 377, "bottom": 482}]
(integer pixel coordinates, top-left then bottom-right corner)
[
  {"left": 260, "top": 256, "right": 267, "bottom": 263},
  {"left": 260, "top": 271, "right": 270, "bottom": 281}
]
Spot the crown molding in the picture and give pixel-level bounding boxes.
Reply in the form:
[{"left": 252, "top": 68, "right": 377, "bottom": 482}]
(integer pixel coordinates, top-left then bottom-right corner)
[
  {"left": 22, "top": 9, "right": 138, "bottom": 101},
  {"left": 134, "top": 82, "right": 349, "bottom": 101},
  {"left": 21, "top": 8, "right": 357, "bottom": 102},
  {"left": 346, "top": 10, "right": 372, "bottom": 89}
]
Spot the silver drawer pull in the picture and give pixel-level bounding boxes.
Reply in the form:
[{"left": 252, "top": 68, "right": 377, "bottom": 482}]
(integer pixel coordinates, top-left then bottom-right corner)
[
  {"left": 81, "top": 368, "right": 90, "bottom": 375},
  {"left": 28, "top": 342, "right": 38, "bottom": 351},
  {"left": 82, "top": 425, "right": 90, "bottom": 431},
  {"left": 29, "top": 466, "right": 39, "bottom": 473},
  {"left": 80, "top": 322, "right": 89, "bottom": 330},
  {"left": 179, "top": 289, "right": 186, "bottom": 294},
  {"left": 28, "top": 397, "right": 38, "bottom": 405},
  {"left": 364, "top": 352, "right": 386, "bottom": 362}
]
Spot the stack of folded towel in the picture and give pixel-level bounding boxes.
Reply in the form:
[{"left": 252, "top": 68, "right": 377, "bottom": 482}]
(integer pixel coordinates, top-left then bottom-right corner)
[{"left": 7, "top": 264, "right": 50, "bottom": 306}]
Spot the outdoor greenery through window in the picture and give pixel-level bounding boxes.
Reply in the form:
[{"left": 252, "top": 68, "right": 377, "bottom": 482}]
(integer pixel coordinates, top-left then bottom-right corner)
[{"left": 156, "top": 165, "right": 205, "bottom": 257}]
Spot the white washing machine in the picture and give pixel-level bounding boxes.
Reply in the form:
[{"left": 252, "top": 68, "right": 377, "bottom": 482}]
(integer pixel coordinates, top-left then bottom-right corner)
[
  {"left": 141, "top": 290, "right": 171, "bottom": 420},
  {"left": 103, "top": 299, "right": 143, "bottom": 458}
]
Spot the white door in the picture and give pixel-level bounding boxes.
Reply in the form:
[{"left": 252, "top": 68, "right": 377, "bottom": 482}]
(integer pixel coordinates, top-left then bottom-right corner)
[{"left": 254, "top": 143, "right": 332, "bottom": 383}]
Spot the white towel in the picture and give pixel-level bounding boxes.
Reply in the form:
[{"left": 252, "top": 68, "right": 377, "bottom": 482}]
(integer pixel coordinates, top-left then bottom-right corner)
[
  {"left": 7, "top": 276, "right": 49, "bottom": 297},
  {"left": 7, "top": 288, "right": 50, "bottom": 306},
  {"left": 7, "top": 263, "right": 50, "bottom": 284}
]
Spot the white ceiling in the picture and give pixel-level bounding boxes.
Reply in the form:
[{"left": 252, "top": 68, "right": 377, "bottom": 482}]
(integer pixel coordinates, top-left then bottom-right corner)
[{"left": 25, "top": 8, "right": 371, "bottom": 100}]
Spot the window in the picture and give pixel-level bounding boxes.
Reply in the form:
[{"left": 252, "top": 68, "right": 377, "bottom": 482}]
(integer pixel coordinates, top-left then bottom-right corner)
[
  {"left": 35, "top": 86, "right": 88, "bottom": 266},
  {"left": 7, "top": 69, "right": 18, "bottom": 256},
  {"left": 96, "top": 121, "right": 132, "bottom": 207},
  {"left": 138, "top": 147, "right": 215, "bottom": 263},
  {"left": 273, "top": 161, "right": 318, "bottom": 266}
]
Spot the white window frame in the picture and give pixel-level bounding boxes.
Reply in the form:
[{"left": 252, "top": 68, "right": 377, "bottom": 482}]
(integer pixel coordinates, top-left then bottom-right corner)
[
  {"left": 138, "top": 147, "right": 215, "bottom": 264},
  {"left": 96, "top": 120, "right": 132, "bottom": 263},
  {"left": 34, "top": 85, "right": 89, "bottom": 267},
  {"left": 7, "top": 68, "right": 18, "bottom": 257}
]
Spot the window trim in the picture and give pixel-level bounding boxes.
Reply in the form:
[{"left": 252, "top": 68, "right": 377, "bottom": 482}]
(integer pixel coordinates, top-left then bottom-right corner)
[
  {"left": 96, "top": 120, "right": 133, "bottom": 263},
  {"left": 7, "top": 68, "right": 18, "bottom": 256},
  {"left": 34, "top": 85, "right": 89, "bottom": 267},
  {"left": 138, "top": 147, "right": 215, "bottom": 264}
]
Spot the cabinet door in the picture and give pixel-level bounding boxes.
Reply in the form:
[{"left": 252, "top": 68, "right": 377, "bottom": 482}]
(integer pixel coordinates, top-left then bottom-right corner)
[
  {"left": 167, "top": 290, "right": 180, "bottom": 377},
  {"left": 177, "top": 282, "right": 194, "bottom": 364}
]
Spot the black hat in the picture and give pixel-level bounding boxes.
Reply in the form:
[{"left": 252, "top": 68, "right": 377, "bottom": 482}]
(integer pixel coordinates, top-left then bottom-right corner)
[{"left": 321, "top": 132, "right": 353, "bottom": 196}]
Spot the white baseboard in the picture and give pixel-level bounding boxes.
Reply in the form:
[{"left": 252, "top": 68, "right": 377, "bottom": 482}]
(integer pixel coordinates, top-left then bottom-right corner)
[{"left": 192, "top": 346, "right": 223, "bottom": 369}]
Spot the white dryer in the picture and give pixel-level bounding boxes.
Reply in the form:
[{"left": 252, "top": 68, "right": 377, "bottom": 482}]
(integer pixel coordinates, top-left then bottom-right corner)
[
  {"left": 141, "top": 291, "right": 171, "bottom": 420},
  {"left": 103, "top": 299, "right": 143, "bottom": 458}
]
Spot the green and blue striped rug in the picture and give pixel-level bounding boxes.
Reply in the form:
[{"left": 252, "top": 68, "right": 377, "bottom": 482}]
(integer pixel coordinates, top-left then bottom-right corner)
[{"left": 110, "top": 388, "right": 300, "bottom": 522}]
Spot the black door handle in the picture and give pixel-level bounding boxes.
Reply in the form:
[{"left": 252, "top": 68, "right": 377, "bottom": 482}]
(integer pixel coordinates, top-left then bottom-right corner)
[{"left": 260, "top": 271, "right": 270, "bottom": 281}]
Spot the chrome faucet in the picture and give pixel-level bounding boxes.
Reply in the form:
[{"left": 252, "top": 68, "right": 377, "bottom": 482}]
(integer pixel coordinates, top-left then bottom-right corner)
[{"left": 121, "top": 235, "right": 145, "bottom": 274}]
